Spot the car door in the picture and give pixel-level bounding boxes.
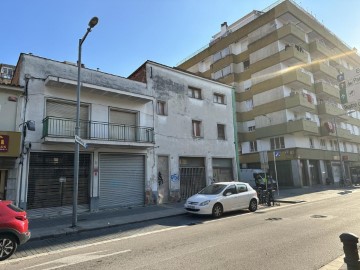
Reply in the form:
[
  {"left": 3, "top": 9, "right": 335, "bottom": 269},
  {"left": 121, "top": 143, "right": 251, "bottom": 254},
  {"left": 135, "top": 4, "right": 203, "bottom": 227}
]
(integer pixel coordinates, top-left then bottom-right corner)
[
  {"left": 221, "top": 184, "right": 237, "bottom": 211},
  {"left": 235, "top": 183, "right": 251, "bottom": 209}
]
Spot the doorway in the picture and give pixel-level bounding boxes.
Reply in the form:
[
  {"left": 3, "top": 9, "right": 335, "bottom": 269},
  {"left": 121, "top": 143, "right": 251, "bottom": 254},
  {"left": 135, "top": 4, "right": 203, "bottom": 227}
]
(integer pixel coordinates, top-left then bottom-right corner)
[{"left": 0, "top": 170, "right": 7, "bottom": 200}]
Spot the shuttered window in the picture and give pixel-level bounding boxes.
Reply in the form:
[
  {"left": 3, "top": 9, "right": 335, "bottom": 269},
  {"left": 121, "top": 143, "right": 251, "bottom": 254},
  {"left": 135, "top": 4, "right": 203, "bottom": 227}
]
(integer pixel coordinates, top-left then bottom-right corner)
[{"left": 109, "top": 109, "right": 137, "bottom": 141}]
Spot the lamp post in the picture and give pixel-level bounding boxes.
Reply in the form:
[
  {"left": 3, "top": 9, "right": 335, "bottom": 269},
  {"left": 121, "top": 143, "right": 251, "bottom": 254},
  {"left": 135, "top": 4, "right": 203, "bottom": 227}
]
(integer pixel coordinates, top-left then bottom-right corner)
[{"left": 73, "top": 16, "right": 98, "bottom": 228}]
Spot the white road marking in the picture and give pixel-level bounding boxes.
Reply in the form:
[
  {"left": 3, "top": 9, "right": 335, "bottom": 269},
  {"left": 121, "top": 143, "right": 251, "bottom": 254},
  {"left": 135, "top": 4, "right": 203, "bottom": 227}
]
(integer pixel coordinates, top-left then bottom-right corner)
[
  {"left": 23, "top": 249, "right": 131, "bottom": 270},
  {"left": 0, "top": 203, "right": 296, "bottom": 266}
]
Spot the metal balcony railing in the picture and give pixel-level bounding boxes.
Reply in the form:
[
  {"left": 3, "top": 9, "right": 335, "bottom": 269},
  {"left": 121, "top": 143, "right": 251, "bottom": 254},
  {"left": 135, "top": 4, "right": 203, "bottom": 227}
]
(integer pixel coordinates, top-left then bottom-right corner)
[{"left": 42, "top": 116, "right": 154, "bottom": 143}]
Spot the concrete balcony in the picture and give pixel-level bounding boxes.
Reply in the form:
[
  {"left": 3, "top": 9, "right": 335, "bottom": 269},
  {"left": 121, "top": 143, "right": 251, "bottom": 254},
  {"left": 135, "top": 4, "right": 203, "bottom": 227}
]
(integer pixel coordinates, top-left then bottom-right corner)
[
  {"left": 311, "top": 62, "right": 338, "bottom": 81},
  {"left": 280, "top": 46, "right": 309, "bottom": 66},
  {"left": 211, "top": 54, "right": 234, "bottom": 72},
  {"left": 320, "top": 126, "right": 353, "bottom": 141},
  {"left": 238, "top": 131, "right": 256, "bottom": 142},
  {"left": 252, "top": 69, "right": 312, "bottom": 95},
  {"left": 285, "top": 93, "right": 316, "bottom": 113},
  {"left": 255, "top": 119, "right": 319, "bottom": 139},
  {"left": 317, "top": 103, "right": 346, "bottom": 119},
  {"left": 278, "top": 23, "right": 307, "bottom": 45},
  {"left": 314, "top": 81, "right": 340, "bottom": 100},
  {"left": 309, "top": 40, "right": 335, "bottom": 59}
]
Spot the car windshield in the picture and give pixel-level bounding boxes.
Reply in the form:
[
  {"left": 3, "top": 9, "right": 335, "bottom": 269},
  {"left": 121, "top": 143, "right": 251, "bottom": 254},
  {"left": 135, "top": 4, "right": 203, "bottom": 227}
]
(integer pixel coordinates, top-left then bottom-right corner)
[{"left": 198, "top": 184, "right": 227, "bottom": 195}]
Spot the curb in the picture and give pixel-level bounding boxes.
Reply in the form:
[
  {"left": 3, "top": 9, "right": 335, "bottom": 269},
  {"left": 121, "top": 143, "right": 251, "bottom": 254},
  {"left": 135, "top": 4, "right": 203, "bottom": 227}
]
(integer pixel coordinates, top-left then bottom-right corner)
[{"left": 30, "top": 211, "right": 187, "bottom": 241}]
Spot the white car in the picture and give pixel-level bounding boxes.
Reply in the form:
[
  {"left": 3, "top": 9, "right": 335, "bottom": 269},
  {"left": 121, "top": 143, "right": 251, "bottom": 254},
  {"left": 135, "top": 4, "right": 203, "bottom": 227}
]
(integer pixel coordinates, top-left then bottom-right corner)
[{"left": 184, "top": 182, "right": 259, "bottom": 218}]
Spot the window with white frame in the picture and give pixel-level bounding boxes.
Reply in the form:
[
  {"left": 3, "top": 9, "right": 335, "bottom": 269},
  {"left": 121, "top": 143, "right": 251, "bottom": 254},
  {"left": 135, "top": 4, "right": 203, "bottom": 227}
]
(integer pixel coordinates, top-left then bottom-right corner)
[
  {"left": 270, "top": 137, "right": 285, "bottom": 150},
  {"left": 192, "top": 120, "right": 202, "bottom": 137},
  {"left": 188, "top": 87, "right": 202, "bottom": 99},
  {"left": 156, "top": 100, "right": 167, "bottom": 115},
  {"left": 250, "top": 141, "right": 257, "bottom": 152},
  {"left": 248, "top": 126, "right": 255, "bottom": 132},
  {"left": 213, "top": 93, "right": 225, "bottom": 104},
  {"left": 217, "top": 124, "right": 226, "bottom": 140}
]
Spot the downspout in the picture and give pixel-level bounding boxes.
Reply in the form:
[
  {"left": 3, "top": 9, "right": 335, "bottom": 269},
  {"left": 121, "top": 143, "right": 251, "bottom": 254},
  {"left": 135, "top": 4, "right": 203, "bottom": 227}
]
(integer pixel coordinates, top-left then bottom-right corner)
[
  {"left": 231, "top": 86, "right": 241, "bottom": 180},
  {"left": 18, "top": 76, "right": 29, "bottom": 208}
]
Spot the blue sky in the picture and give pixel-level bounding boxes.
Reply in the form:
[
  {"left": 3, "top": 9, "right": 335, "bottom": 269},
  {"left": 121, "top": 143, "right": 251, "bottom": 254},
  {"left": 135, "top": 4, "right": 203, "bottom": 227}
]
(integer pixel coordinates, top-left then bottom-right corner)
[{"left": 2, "top": 0, "right": 359, "bottom": 77}]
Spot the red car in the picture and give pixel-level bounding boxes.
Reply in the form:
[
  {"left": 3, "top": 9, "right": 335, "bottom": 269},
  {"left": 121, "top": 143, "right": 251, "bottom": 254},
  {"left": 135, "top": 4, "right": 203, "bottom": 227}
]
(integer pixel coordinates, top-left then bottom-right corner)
[{"left": 0, "top": 200, "right": 31, "bottom": 261}]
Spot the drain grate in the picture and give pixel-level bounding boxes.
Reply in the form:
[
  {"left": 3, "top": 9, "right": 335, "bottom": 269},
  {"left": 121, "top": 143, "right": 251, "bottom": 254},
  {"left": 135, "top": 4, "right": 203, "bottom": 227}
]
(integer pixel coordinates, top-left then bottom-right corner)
[{"left": 311, "top": 215, "right": 327, "bottom": 219}]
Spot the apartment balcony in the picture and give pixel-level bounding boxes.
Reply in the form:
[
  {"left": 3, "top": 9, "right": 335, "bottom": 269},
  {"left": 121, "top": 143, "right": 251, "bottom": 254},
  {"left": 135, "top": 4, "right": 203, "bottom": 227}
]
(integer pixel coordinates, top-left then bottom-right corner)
[
  {"left": 211, "top": 54, "right": 234, "bottom": 72},
  {"left": 311, "top": 62, "right": 338, "bottom": 81},
  {"left": 252, "top": 69, "right": 312, "bottom": 95},
  {"left": 255, "top": 119, "right": 319, "bottom": 139},
  {"left": 238, "top": 131, "right": 256, "bottom": 142},
  {"left": 42, "top": 116, "right": 155, "bottom": 148},
  {"left": 317, "top": 103, "right": 347, "bottom": 119},
  {"left": 279, "top": 45, "right": 309, "bottom": 66},
  {"left": 320, "top": 126, "right": 353, "bottom": 141},
  {"left": 278, "top": 23, "right": 307, "bottom": 46},
  {"left": 314, "top": 81, "right": 340, "bottom": 100},
  {"left": 309, "top": 40, "right": 335, "bottom": 59},
  {"left": 285, "top": 93, "right": 316, "bottom": 113}
]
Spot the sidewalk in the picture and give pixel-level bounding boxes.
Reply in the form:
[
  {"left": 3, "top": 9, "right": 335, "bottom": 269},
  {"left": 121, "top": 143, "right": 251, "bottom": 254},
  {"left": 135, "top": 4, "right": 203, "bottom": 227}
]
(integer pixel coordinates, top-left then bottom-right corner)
[{"left": 27, "top": 185, "right": 357, "bottom": 269}]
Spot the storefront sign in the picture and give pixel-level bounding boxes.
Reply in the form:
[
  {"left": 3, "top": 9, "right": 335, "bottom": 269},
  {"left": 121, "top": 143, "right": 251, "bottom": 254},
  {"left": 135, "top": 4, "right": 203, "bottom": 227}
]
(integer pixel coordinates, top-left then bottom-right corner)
[{"left": 0, "top": 135, "right": 9, "bottom": 152}]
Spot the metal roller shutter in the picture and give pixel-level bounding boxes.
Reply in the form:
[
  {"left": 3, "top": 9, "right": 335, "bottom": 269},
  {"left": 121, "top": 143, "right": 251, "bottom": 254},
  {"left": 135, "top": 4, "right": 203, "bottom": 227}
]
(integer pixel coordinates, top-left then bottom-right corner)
[
  {"left": 99, "top": 154, "right": 145, "bottom": 208},
  {"left": 27, "top": 152, "right": 91, "bottom": 209},
  {"left": 46, "top": 100, "right": 88, "bottom": 120}
]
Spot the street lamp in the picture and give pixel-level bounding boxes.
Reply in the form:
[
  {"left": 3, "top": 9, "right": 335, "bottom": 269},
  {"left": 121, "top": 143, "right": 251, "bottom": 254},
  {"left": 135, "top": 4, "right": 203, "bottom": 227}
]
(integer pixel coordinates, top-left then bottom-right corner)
[{"left": 73, "top": 16, "right": 98, "bottom": 228}]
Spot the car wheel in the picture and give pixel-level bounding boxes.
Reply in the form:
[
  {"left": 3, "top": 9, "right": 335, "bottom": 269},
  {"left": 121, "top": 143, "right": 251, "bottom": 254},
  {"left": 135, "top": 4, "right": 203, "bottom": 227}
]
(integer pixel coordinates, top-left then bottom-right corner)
[
  {"left": 249, "top": 199, "right": 258, "bottom": 212},
  {"left": 212, "top": 203, "right": 223, "bottom": 218},
  {"left": 0, "top": 234, "right": 18, "bottom": 261}
]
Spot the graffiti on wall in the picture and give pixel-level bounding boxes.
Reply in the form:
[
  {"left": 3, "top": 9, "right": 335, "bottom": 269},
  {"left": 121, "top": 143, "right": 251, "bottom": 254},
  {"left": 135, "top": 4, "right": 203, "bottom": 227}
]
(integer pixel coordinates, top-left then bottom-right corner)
[{"left": 170, "top": 173, "right": 179, "bottom": 182}]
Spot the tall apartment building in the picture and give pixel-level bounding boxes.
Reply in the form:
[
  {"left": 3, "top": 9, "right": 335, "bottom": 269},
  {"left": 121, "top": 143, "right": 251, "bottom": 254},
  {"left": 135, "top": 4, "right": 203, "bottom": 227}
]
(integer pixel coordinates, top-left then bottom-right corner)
[{"left": 178, "top": 0, "right": 360, "bottom": 187}]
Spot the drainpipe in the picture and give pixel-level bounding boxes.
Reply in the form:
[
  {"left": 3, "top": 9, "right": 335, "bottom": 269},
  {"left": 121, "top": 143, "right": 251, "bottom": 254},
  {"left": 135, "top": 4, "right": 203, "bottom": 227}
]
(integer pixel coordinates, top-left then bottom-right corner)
[{"left": 231, "top": 87, "right": 241, "bottom": 180}]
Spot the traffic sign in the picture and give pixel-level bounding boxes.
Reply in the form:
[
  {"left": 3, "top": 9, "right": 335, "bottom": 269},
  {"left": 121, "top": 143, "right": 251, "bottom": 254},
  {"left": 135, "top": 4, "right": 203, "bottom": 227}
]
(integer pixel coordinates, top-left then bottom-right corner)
[{"left": 75, "top": 135, "right": 87, "bottom": 149}]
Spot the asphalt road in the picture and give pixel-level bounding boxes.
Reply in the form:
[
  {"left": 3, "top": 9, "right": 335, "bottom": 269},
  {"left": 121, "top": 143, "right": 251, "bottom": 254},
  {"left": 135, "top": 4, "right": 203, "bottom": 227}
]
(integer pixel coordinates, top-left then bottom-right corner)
[{"left": 1, "top": 191, "right": 359, "bottom": 270}]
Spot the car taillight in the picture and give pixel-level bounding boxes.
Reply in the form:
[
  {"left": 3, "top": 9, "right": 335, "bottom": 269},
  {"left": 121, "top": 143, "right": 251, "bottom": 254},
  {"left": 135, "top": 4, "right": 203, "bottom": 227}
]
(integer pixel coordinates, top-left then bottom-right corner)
[{"left": 15, "top": 216, "right": 27, "bottom": 221}]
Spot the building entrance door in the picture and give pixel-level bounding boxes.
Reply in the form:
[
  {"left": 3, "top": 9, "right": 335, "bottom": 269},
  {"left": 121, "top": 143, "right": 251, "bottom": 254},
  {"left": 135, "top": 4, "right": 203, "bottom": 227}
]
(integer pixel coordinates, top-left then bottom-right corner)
[{"left": 0, "top": 170, "right": 7, "bottom": 200}]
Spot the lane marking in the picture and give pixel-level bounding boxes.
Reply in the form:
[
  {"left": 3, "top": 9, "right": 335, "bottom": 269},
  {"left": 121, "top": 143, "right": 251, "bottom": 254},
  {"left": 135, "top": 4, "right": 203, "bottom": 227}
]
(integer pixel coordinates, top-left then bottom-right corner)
[{"left": 23, "top": 249, "right": 131, "bottom": 270}]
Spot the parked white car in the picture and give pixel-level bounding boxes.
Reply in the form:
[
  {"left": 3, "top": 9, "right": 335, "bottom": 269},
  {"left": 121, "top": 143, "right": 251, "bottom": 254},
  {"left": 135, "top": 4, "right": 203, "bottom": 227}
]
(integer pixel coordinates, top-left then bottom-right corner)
[{"left": 184, "top": 182, "right": 258, "bottom": 218}]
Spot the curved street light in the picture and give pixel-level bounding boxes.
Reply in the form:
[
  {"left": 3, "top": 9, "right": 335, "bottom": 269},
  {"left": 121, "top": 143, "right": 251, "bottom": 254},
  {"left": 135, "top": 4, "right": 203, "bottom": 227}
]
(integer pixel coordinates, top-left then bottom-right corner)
[{"left": 73, "top": 17, "right": 99, "bottom": 228}]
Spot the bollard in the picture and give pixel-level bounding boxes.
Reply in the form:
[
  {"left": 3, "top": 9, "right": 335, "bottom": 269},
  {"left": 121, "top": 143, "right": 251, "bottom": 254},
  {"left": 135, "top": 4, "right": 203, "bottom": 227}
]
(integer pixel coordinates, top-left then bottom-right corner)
[{"left": 340, "top": 233, "right": 360, "bottom": 270}]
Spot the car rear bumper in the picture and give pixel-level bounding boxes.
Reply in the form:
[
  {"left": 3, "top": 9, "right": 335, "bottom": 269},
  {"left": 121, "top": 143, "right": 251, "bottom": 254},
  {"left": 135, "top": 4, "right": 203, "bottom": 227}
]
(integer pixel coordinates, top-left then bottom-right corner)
[{"left": 18, "top": 231, "right": 31, "bottom": 245}]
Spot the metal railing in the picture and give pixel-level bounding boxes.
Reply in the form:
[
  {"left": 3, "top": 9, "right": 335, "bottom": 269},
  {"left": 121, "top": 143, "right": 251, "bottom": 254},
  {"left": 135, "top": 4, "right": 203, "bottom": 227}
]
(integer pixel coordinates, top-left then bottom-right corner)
[{"left": 42, "top": 116, "right": 154, "bottom": 143}]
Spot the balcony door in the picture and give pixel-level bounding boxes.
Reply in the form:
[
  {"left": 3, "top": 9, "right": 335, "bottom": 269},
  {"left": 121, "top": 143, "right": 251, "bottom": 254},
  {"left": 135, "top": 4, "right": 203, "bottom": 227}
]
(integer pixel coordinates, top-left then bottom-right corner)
[
  {"left": 46, "top": 100, "right": 89, "bottom": 138},
  {"left": 109, "top": 109, "right": 137, "bottom": 141}
]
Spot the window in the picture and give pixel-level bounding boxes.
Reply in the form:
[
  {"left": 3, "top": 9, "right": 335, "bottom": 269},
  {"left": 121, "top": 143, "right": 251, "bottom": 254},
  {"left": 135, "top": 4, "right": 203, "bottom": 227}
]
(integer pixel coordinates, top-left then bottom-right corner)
[
  {"left": 217, "top": 124, "right": 225, "bottom": 140},
  {"left": 270, "top": 137, "right": 285, "bottom": 150},
  {"left": 188, "top": 87, "right": 202, "bottom": 99},
  {"left": 0, "top": 67, "right": 13, "bottom": 79},
  {"left": 334, "top": 140, "right": 339, "bottom": 151},
  {"left": 248, "top": 126, "right": 255, "bottom": 132},
  {"left": 236, "top": 184, "right": 248, "bottom": 193},
  {"left": 250, "top": 141, "right": 257, "bottom": 152},
  {"left": 156, "top": 100, "right": 166, "bottom": 115},
  {"left": 343, "top": 142, "right": 347, "bottom": 152},
  {"left": 192, "top": 120, "right": 202, "bottom": 137},
  {"left": 309, "top": 138, "right": 314, "bottom": 149},
  {"left": 244, "top": 59, "right": 250, "bottom": 70},
  {"left": 213, "top": 93, "right": 225, "bottom": 104},
  {"left": 320, "top": 139, "right": 326, "bottom": 149},
  {"left": 245, "top": 99, "right": 254, "bottom": 110}
]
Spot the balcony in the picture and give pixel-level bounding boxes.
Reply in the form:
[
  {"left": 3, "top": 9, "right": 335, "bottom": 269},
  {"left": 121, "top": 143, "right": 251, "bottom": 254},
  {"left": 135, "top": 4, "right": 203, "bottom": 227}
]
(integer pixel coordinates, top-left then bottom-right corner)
[
  {"left": 311, "top": 62, "right": 338, "bottom": 81},
  {"left": 279, "top": 46, "right": 309, "bottom": 66},
  {"left": 42, "top": 116, "right": 155, "bottom": 147},
  {"left": 255, "top": 119, "right": 319, "bottom": 139},
  {"left": 320, "top": 126, "right": 353, "bottom": 141},
  {"left": 317, "top": 103, "right": 346, "bottom": 119},
  {"left": 314, "top": 81, "right": 340, "bottom": 100},
  {"left": 251, "top": 69, "right": 312, "bottom": 95},
  {"left": 285, "top": 93, "right": 316, "bottom": 113},
  {"left": 309, "top": 40, "right": 335, "bottom": 59},
  {"left": 278, "top": 23, "right": 307, "bottom": 46}
]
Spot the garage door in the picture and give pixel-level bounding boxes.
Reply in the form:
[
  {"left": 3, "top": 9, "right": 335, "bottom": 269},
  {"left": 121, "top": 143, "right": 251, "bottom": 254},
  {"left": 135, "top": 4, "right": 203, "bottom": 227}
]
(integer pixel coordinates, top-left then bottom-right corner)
[{"left": 99, "top": 154, "right": 145, "bottom": 208}]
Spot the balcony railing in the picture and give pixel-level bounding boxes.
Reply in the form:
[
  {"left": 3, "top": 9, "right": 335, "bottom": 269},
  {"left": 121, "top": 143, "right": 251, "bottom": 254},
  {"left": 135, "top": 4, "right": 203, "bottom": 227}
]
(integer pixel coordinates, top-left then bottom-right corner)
[{"left": 42, "top": 116, "right": 154, "bottom": 143}]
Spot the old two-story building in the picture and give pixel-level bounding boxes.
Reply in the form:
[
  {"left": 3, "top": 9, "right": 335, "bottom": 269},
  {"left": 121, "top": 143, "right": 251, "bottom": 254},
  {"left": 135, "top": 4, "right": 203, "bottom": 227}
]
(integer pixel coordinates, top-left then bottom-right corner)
[
  {"left": 9, "top": 54, "right": 238, "bottom": 214},
  {"left": 0, "top": 82, "right": 23, "bottom": 202},
  {"left": 129, "top": 61, "right": 238, "bottom": 203}
]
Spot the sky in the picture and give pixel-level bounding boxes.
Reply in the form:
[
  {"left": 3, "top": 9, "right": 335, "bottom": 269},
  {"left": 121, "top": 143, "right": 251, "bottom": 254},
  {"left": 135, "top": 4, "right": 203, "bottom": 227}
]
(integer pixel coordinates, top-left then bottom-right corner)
[{"left": 2, "top": 0, "right": 360, "bottom": 78}]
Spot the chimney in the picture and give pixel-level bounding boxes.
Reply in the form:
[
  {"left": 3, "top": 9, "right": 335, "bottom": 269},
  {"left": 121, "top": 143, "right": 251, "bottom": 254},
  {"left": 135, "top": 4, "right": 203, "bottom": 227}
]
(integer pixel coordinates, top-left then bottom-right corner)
[{"left": 220, "top": 22, "right": 228, "bottom": 35}]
